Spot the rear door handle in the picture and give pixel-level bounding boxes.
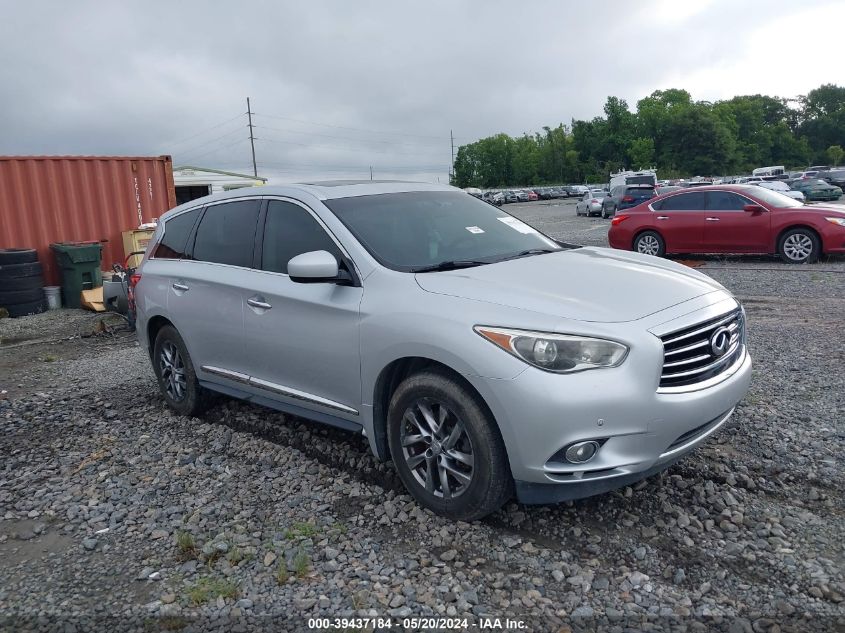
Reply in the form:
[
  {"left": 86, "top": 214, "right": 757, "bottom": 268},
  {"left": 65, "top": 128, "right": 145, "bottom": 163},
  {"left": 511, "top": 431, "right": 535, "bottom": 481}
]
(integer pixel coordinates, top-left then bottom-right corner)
[
  {"left": 705, "top": 217, "right": 720, "bottom": 221},
  {"left": 172, "top": 282, "right": 189, "bottom": 292},
  {"left": 247, "top": 297, "right": 272, "bottom": 310},
  {"left": 656, "top": 216, "right": 669, "bottom": 220}
]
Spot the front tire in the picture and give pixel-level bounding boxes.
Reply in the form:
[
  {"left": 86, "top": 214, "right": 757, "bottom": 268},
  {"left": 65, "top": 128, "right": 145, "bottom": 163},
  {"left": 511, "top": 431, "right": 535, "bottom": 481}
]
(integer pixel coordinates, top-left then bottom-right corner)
[
  {"left": 152, "top": 325, "right": 213, "bottom": 417},
  {"left": 778, "top": 228, "right": 820, "bottom": 264},
  {"left": 634, "top": 230, "right": 666, "bottom": 257},
  {"left": 387, "top": 371, "right": 512, "bottom": 521}
]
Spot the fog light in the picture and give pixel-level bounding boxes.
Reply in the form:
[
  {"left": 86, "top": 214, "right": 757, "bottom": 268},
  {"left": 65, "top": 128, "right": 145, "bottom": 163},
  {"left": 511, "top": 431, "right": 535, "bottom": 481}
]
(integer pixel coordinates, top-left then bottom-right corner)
[{"left": 564, "top": 440, "right": 600, "bottom": 464}]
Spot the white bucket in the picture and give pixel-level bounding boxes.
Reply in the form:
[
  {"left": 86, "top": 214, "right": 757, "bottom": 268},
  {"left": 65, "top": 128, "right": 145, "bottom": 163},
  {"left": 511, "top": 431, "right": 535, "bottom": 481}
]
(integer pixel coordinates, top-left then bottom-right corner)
[{"left": 44, "top": 286, "right": 61, "bottom": 310}]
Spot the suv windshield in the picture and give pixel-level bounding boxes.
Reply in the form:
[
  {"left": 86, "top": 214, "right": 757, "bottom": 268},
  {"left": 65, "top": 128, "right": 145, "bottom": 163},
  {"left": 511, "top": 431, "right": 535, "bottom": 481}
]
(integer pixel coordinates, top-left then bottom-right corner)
[
  {"left": 325, "top": 191, "right": 561, "bottom": 272},
  {"left": 626, "top": 175, "right": 655, "bottom": 186}
]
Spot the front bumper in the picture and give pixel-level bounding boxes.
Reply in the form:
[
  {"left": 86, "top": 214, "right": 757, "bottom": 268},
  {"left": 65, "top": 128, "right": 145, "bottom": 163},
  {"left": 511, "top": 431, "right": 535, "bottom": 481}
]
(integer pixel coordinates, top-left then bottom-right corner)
[
  {"left": 464, "top": 317, "right": 752, "bottom": 503},
  {"left": 513, "top": 406, "right": 736, "bottom": 503}
]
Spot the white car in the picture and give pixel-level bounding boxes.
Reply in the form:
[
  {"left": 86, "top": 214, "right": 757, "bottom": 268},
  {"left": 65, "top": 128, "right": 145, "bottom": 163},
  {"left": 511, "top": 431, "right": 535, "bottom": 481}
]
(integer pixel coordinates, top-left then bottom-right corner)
[{"left": 753, "top": 180, "right": 805, "bottom": 202}]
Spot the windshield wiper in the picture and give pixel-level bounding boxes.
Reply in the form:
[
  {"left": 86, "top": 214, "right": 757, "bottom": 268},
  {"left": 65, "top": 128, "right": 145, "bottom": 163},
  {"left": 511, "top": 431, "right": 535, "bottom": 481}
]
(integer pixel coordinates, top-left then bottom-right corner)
[
  {"left": 497, "top": 248, "right": 558, "bottom": 262},
  {"left": 412, "top": 259, "right": 490, "bottom": 273}
]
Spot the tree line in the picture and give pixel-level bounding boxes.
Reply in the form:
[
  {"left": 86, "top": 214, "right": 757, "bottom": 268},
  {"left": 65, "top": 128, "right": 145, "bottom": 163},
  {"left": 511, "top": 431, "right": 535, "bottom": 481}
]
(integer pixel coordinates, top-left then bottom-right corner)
[{"left": 451, "top": 84, "right": 845, "bottom": 188}]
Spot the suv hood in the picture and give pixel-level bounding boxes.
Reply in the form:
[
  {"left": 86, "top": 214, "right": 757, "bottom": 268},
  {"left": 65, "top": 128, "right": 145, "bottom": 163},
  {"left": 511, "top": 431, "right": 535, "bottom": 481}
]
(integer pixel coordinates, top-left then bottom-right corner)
[{"left": 415, "top": 247, "right": 726, "bottom": 323}]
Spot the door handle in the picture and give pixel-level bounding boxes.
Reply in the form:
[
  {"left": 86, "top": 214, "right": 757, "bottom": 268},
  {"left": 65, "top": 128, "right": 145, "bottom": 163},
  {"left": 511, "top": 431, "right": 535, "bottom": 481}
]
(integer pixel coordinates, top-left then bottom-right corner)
[
  {"left": 247, "top": 297, "right": 272, "bottom": 310},
  {"left": 656, "top": 216, "right": 669, "bottom": 220},
  {"left": 705, "top": 217, "right": 720, "bottom": 221},
  {"left": 172, "top": 282, "right": 189, "bottom": 292}
]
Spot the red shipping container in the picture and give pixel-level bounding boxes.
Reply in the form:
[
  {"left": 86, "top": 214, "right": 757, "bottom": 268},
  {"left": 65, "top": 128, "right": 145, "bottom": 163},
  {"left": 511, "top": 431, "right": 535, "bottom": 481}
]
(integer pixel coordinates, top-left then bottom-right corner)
[{"left": 0, "top": 155, "right": 176, "bottom": 285}]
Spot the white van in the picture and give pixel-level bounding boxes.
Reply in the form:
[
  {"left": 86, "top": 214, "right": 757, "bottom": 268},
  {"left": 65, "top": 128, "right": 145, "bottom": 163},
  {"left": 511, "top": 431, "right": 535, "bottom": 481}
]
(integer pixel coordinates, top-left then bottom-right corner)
[
  {"left": 752, "top": 166, "right": 785, "bottom": 177},
  {"left": 609, "top": 170, "right": 657, "bottom": 190}
]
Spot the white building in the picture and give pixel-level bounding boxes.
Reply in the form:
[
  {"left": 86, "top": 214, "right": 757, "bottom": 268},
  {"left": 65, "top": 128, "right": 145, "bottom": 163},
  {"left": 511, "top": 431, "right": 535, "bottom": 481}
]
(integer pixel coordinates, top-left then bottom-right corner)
[{"left": 173, "top": 165, "right": 267, "bottom": 205}]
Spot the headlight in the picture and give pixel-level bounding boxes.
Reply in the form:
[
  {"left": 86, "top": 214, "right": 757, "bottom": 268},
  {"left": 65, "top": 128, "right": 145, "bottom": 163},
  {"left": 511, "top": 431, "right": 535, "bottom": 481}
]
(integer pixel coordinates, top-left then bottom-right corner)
[
  {"left": 825, "top": 217, "right": 845, "bottom": 226},
  {"left": 475, "top": 326, "right": 629, "bottom": 373}
]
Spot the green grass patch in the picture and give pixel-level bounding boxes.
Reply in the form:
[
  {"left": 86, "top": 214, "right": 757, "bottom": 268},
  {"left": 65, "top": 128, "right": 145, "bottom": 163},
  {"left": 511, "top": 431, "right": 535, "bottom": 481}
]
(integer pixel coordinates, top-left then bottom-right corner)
[
  {"left": 293, "top": 550, "right": 311, "bottom": 578},
  {"left": 184, "top": 577, "right": 239, "bottom": 606},
  {"left": 175, "top": 531, "right": 198, "bottom": 562},
  {"left": 284, "top": 522, "right": 320, "bottom": 539}
]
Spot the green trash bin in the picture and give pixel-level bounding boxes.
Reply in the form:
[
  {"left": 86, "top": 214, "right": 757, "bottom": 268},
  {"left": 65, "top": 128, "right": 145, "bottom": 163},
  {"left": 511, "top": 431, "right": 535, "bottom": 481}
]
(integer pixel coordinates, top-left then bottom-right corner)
[{"left": 50, "top": 242, "right": 103, "bottom": 309}]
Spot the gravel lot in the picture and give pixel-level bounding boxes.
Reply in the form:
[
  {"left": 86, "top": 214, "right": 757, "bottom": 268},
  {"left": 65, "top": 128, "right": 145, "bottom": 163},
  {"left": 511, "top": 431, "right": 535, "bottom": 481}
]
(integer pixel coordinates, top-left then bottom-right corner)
[{"left": 1, "top": 201, "right": 843, "bottom": 632}]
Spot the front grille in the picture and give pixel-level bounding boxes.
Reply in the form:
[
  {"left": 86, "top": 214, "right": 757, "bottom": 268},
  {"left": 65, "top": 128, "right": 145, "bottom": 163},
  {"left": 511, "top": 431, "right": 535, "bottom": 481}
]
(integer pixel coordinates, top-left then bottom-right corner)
[{"left": 659, "top": 309, "right": 744, "bottom": 389}]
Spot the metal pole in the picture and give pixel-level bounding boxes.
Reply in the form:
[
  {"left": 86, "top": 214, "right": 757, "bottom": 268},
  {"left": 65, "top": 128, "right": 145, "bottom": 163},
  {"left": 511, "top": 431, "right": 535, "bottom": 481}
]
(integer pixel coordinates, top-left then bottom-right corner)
[
  {"left": 370, "top": 166, "right": 373, "bottom": 180},
  {"left": 247, "top": 97, "right": 258, "bottom": 178},
  {"left": 450, "top": 129, "right": 455, "bottom": 182}
]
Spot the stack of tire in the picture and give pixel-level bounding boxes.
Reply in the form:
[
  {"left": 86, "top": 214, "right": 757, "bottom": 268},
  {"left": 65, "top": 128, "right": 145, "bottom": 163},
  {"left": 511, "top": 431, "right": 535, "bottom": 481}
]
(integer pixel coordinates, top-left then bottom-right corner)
[{"left": 0, "top": 249, "right": 48, "bottom": 318}]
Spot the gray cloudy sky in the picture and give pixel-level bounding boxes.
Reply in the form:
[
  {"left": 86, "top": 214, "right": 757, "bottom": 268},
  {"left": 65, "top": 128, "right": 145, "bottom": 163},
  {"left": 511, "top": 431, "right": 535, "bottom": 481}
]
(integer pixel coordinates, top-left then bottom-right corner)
[{"left": 1, "top": 0, "right": 842, "bottom": 184}]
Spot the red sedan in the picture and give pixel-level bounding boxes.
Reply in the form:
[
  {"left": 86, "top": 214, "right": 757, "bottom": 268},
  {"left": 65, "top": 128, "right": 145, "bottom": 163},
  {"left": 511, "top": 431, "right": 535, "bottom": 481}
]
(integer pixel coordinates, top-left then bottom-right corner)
[{"left": 607, "top": 185, "right": 845, "bottom": 263}]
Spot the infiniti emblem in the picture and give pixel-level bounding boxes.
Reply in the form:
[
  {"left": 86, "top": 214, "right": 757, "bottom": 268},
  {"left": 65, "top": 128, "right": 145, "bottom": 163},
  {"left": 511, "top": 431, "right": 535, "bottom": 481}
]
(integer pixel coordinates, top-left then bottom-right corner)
[{"left": 710, "top": 326, "right": 732, "bottom": 357}]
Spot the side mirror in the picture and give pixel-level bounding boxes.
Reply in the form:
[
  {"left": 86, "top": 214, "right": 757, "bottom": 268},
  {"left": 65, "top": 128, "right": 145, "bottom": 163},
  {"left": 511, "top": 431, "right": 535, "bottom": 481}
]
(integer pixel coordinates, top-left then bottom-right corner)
[
  {"left": 743, "top": 203, "right": 765, "bottom": 213},
  {"left": 288, "top": 250, "right": 348, "bottom": 284}
]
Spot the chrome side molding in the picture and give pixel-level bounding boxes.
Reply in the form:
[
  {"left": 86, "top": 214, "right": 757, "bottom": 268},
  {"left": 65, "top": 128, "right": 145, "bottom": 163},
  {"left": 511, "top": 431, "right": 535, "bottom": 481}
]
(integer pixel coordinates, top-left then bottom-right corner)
[{"left": 201, "top": 365, "right": 358, "bottom": 415}]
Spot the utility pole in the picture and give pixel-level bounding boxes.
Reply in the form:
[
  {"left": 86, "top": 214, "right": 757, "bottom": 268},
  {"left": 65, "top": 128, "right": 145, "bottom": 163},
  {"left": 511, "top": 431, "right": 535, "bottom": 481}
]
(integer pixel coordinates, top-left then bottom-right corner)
[
  {"left": 450, "top": 129, "right": 455, "bottom": 183},
  {"left": 370, "top": 166, "right": 373, "bottom": 180},
  {"left": 247, "top": 97, "right": 258, "bottom": 178}
]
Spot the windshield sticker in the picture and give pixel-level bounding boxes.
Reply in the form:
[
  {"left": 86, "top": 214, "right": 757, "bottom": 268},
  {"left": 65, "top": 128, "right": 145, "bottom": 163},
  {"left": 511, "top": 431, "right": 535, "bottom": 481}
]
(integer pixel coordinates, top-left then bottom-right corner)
[
  {"left": 497, "top": 216, "right": 536, "bottom": 234},
  {"left": 465, "top": 226, "right": 485, "bottom": 234}
]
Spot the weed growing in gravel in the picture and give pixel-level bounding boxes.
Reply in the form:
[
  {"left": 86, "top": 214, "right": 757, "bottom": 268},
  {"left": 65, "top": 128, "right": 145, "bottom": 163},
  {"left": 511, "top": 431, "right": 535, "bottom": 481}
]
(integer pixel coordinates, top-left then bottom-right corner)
[
  {"left": 293, "top": 550, "right": 311, "bottom": 578},
  {"left": 284, "top": 522, "right": 319, "bottom": 539},
  {"left": 184, "top": 577, "right": 239, "bottom": 606},
  {"left": 351, "top": 590, "right": 369, "bottom": 610},
  {"left": 276, "top": 562, "right": 289, "bottom": 585},
  {"left": 42, "top": 354, "right": 58, "bottom": 362},
  {"left": 226, "top": 546, "right": 252, "bottom": 566},
  {"left": 175, "top": 531, "right": 198, "bottom": 561}
]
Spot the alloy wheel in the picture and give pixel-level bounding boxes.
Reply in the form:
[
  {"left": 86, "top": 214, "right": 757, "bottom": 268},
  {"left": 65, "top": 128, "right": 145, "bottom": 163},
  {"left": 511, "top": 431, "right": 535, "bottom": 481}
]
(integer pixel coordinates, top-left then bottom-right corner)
[
  {"left": 782, "top": 233, "right": 813, "bottom": 261},
  {"left": 637, "top": 235, "right": 660, "bottom": 255},
  {"left": 400, "top": 397, "right": 474, "bottom": 499},
  {"left": 159, "top": 340, "right": 187, "bottom": 401}
]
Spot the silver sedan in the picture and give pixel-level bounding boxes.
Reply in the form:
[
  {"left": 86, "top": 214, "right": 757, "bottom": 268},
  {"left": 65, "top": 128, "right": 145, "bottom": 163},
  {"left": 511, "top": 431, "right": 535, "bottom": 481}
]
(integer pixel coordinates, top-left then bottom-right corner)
[{"left": 575, "top": 189, "right": 608, "bottom": 216}]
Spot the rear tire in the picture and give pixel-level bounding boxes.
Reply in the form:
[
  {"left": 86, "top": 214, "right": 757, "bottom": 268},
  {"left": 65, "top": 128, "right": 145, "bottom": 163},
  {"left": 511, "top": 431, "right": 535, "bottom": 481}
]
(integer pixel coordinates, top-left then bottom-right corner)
[
  {"left": 0, "top": 249, "right": 38, "bottom": 265},
  {"left": 0, "top": 262, "right": 43, "bottom": 280},
  {"left": 633, "top": 231, "right": 666, "bottom": 257},
  {"left": 152, "top": 325, "right": 214, "bottom": 417},
  {"left": 387, "top": 370, "right": 512, "bottom": 521},
  {"left": 0, "top": 274, "right": 44, "bottom": 291},
  {"left": 0, "top": 288, "right": 44, "bottom": 306},
  {"left": 778, "top": 227, "right": 820, "bottom": 264},
  {"left": 5, "top": 299, "right": 48, "bottom": 318}
]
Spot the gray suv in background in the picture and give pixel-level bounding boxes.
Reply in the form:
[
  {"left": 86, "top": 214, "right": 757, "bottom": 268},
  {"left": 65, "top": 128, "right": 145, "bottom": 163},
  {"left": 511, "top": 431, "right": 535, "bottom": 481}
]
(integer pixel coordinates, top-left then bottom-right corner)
[{"left": 135, "top": 181, "right": 751, "bottom": 520}]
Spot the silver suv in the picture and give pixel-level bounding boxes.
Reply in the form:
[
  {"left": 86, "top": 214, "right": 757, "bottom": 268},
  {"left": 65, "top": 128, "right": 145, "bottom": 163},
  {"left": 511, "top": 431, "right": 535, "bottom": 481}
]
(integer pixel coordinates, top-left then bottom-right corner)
[{"left": 136, "top": 181, "right": 751, "bottom": 520}]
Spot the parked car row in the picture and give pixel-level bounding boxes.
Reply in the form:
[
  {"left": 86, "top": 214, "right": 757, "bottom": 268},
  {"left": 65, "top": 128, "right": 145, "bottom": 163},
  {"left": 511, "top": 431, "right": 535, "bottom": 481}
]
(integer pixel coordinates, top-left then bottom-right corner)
[
  {"left": 478, "top": 185, "right": 600, "bottom": 205},
  {"left": 607, "top": 184, "right": 845, "bottom": 264},
  {"left": 582, "top": 175, "right": 843, "bottom": 222}
]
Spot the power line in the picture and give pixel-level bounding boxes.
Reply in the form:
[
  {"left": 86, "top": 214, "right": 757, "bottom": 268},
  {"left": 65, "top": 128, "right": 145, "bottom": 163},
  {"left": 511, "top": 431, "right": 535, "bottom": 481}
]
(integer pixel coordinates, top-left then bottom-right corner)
[
  {"left": 173, "top": 126, "right": 247, "bottom": 158},
  {"left": 253, "top": 112, "right": 462, "bottom": 141},
  {"left": 253, "top": 124, "right": 448, "bottom": 148},
  {"left": 254, "top": 136, "right": 438, "bottom": 157},
  {"left": 163, "top": 112, "right": 246, "bottom": 149},
  {"left": 178, "top": 137, "right": 250, "bottom": 165}
]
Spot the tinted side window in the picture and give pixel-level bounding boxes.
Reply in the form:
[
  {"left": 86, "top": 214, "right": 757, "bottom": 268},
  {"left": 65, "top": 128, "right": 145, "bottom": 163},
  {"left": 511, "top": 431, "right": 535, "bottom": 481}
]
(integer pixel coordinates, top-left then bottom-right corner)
[
  {"left": 706, "top": 191, "right": 747, "bottom": 211},
  {"left": 192, "top": 200, "right": 260, "bottom": 267},
  {"left": 660, "top": 192, "right": 706, "bottom": 211},
  {"left": 262, "top": 200, "right": 342, "bottom": 274},
  {"left": 154, "top": 208, "right": 201, "bottom": 259}
]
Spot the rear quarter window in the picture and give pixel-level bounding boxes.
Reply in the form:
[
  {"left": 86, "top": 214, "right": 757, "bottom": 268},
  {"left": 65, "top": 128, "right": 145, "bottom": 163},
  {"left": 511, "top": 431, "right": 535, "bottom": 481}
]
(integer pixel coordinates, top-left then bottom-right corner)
[{"left": 153, "top": 208, "right": 201, "bottom": 259}]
